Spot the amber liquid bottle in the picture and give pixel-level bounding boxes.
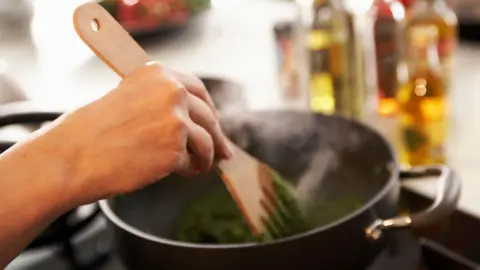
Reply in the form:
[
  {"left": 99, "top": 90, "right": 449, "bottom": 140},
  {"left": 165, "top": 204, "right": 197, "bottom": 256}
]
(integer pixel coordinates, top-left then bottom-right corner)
[
  {"left": 308, "top": 0, "right": 349, "bottom": 115},
  {"left": 406, "top": 0, "right": 457, "bottom": 91},
  {"left": 374, "top": 0, "right": 407, "bottom": 116},
  {"left": 397, "top": 25, "right": 447, "bottom": 166}
]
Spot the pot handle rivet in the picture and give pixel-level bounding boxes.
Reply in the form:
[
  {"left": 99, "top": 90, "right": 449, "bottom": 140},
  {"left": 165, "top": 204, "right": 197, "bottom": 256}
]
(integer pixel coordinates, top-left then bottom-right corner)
[{"left": 365, "top": 216, "right": 412, "bottom": 241}]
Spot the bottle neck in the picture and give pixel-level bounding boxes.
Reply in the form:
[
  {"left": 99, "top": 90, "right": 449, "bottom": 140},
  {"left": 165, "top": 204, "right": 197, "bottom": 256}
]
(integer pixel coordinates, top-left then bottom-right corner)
[{"left": 410, "top": 41, "right": 441, "bottom": 73}]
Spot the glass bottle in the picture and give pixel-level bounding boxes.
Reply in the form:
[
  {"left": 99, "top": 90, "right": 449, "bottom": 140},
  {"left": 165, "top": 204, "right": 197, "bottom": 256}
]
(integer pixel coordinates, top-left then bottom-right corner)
[
  {"left": 397, "top": 25, "right": 447, "bottom": 166},
  {"left": 406, "top": 0, "right": 458, "bottom": 91},
  {"left": 373, "top": 0, "right": 407, "bottom": 116},
  {"left": 343, "top": 0, "right": 377, "bottom": 120},
  {"left": 308, "top": 0, "right": 350, "bottom": 116}
]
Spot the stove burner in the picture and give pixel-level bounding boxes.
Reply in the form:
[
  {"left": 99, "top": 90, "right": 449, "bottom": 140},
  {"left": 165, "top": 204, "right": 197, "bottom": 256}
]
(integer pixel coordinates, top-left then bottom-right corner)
[
  {"left": 27, "top": 204, "right": 100, "bottom": 250},
  {"left": 58, "top": 240, "right": 110, "bottom": 270}
]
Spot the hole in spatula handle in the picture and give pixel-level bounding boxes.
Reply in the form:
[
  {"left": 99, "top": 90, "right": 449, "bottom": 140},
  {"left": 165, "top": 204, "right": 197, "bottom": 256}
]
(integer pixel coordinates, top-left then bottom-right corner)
[
  {"left": 73, "top": 2, "right": 151, "bottom": 78},
  {"left": 91, "top": 18, "right": 100, "bottom": 32}
]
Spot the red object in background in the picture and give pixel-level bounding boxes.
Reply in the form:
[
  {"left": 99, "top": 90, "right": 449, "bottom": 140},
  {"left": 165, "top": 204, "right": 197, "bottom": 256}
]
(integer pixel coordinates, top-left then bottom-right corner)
[
  {"left": 376, "top": 0, "right": 393, "bottom": 16},
  {"left": 373, "top": 0, "right": 405, "bottom": 97},
  {"left": 374, "top": 0, "right": 405, "bottom": 115},
  {"left": 400, "top": 0, "right": 415, "bottom": 10},
  {"left": 115, "top": 0, "right": 191, "bottom": 33}
]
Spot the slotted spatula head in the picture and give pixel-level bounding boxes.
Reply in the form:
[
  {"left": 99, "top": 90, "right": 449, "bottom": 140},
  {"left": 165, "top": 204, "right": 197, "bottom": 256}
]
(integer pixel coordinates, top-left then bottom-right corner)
[{"left": 73, "top": 2, "right": 284, "bottom": 237}]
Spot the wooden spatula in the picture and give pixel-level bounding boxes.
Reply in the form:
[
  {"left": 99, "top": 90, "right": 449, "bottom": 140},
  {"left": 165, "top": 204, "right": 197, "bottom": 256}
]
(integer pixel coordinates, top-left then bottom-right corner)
[{"left": 73, "top": 2, "right": 306, "bottom": 239}]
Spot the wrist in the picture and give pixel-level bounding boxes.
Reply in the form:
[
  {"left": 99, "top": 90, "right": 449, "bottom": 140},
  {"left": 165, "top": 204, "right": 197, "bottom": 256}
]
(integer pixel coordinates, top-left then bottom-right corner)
[
  {"left": 1, "top": 128, "right": 83, "bottom": 216},
  {"left": 0, "top": 127, "right": 85, "bottom": 265}
]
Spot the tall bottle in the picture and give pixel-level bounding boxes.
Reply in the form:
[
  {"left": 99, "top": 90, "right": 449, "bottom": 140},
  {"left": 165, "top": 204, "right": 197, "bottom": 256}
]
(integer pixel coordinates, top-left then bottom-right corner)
[
  {"left": 373, "top": 0, "right": 407, "bottom": 116},
  {"left": 343, "top": 0, "right": 378, "bottom": 120},
  {"left": 308, "top": 0, "right": 350, "bottom": 116},
  {"left": 406, "top": 0, "right": 457, "bottom": 91},
  {"left": 397, "top": 25, "right": 447, "bottom": 166}
]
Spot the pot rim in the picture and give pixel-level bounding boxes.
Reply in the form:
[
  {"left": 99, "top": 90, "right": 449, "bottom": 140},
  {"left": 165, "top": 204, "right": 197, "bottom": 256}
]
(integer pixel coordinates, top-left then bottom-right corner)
[{"left": 99, "top": 113, "right": 400, "bottom": 249}]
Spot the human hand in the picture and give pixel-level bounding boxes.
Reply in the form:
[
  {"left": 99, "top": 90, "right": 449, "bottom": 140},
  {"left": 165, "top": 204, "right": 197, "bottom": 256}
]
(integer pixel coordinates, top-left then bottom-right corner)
[{"left": 44, "top": 62, "right": 233, "bottom": 204}]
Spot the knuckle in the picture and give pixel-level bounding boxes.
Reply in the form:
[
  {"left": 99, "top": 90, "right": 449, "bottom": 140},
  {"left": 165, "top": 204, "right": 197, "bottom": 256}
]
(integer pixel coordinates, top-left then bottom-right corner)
[
  {"left": 158, "top": 121, "right": 187, "bottom": 171},
  {"left": 168, "top": 151, "right": 186, "bottom": 171},
  {"left": 175, "top": 85, "right": 189, "bottom": 100},
  {"left": 170, "top": 112, "right": 188, "bottom": 138},
  {"left": 164, "top": 79, "right": 188, "bottom": 103},
  {"left": 154, "top": 151, "right": 184, "bottom": 179}
]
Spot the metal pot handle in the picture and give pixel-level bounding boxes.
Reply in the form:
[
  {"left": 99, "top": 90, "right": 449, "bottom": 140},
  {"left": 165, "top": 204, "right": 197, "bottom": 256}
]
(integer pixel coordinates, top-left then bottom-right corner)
[{"left": 365, "top": 165, "right": 461, "bottom": 241}]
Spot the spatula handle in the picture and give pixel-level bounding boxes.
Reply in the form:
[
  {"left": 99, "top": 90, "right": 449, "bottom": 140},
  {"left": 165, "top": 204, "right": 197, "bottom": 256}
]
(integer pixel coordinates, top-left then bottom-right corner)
[{"left": 73, "top": 2, "right": 151, "bottom": 78}]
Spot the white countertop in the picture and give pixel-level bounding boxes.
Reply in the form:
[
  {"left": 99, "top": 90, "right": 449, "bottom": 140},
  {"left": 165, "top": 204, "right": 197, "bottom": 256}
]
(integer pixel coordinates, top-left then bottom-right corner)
[{"left": 1, "top": 0, "right": 480, "bottom": 217}]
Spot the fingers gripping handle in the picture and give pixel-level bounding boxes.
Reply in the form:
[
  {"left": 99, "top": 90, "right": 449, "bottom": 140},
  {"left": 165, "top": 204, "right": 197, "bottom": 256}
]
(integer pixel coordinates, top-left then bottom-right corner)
[{"left": 73, "top": 2, "right": 151, "bottom": 78}]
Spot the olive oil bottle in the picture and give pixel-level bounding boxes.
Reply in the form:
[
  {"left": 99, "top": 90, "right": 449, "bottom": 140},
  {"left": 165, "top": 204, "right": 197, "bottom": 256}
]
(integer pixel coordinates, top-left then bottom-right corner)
[
  {"left": 373, "top": 0, "right": 407, "bottom": 116},
  {"left": 397, "top": 25, "right": 447, "bottom": 166},
  {"left": 406, "top": 0, "right": 457, "bottom": 92},
  {"left": 308, "top": 0, "right": 349, "bottom": 115}
]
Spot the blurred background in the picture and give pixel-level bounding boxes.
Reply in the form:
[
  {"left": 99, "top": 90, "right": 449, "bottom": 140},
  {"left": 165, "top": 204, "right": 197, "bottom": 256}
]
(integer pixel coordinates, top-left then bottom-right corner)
[
  {"left": 1, "top": 0, "right": 480, "bottom": 196},
  {"left": 2, "top": 0, "right": 480, "bottom": 269},
  {"left": 1, "top": 0, "right": 480, "bottom": 167},
  {"left": 1, "top": 0, "right": 480, "bottom": 202}
]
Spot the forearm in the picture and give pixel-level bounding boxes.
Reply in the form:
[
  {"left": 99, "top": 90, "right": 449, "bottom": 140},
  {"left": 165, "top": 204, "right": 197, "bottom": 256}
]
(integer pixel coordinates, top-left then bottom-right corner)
[{"left": 0, "top": 131, "right": 78, "bottom": 268}]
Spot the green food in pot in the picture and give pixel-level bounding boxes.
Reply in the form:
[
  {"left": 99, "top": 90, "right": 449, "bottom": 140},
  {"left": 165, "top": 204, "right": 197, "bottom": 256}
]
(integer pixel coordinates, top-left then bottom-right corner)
[
  {"left": 176, "top": 187, "right": 258, "bottom": 244},
  {"left": 176, "top": 172, "right": 309, "bottom": 244},
  {"left": 175, "top": 172, "right": 363, "bottom": 244},
  {"left": 260, "top": 170, "right": 312, "bottom": 240}
]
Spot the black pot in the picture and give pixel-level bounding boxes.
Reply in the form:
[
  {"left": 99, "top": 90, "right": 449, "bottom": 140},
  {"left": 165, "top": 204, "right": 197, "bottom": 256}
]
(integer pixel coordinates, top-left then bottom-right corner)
[
  {"left": 0, "top": 105, "right": 460, "bottom": 269},
  {"left": 99, "top": 110, "right": 461, "bottom": 270}
]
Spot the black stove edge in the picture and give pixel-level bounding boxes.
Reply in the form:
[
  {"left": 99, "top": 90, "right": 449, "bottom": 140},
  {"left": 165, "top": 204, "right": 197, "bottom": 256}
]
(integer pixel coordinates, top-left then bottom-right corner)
[
  {"left": 400, "top": 188, "right": 480, "bottom": 266},
  {"left": 421, "top": 238, "right": 480, "bottom": 270}
]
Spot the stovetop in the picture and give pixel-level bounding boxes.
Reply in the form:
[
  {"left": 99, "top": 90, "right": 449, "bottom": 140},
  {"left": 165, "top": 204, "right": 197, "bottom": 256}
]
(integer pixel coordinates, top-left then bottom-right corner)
[
  {"left": 7, "top": 211, "right": 480, "bottom": 270},
  {"left": 5, "top": 186, "right": 480, "bottom": 270}
]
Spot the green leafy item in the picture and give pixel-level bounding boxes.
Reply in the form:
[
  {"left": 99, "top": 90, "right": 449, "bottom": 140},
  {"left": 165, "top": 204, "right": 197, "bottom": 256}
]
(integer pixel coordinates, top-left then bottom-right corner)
[
  {"left": 176, "top": 173, "right": 312, "bottom": 244},
  {"left": 175, "top": 171, "right": 364, "bottom": 244}
]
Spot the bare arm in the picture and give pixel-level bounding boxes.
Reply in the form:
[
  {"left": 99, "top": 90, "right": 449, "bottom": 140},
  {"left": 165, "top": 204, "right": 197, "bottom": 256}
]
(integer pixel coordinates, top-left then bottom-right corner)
[{"left": 0, "top": 128, "right": 78, "bottom": 268}]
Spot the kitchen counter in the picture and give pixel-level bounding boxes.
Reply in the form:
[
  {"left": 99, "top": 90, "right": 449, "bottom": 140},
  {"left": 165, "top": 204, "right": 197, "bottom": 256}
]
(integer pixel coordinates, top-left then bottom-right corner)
[{"left": 1, "top": 0, "right": 480, "bottom": 217}]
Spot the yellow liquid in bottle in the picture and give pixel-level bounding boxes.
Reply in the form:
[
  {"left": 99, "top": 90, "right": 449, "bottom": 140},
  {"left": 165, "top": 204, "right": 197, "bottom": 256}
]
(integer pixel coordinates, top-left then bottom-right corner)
[
  {"left": 397, "top": 73, "right": 446, "bottom": 166},
  {"left": 308, "top": 29, "right": 336, "bottom": 114},
  {"left": 308, "top": 2, "right": 349, "bottom": 116},
  {"left": 310, "top": 73, "right": 335, "bottom": 113}
]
